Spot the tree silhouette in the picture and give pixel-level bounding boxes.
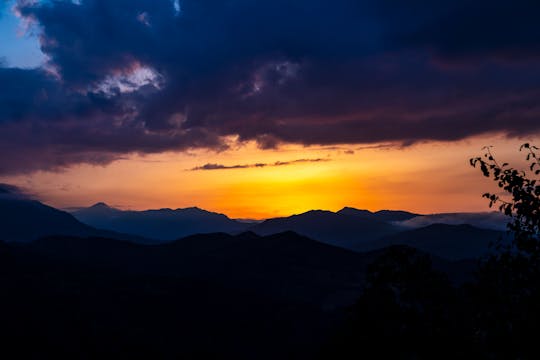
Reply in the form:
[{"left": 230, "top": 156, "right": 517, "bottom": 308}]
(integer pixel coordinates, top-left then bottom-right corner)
[
  {"left": 470, "top": 144, "right": 540, "bottom": 255},
  {"left": 469, "top": 144, "right": 540, "bottom": 358},
  {"left": 323, "top": 144, "right": 540, "bottom": 359}
]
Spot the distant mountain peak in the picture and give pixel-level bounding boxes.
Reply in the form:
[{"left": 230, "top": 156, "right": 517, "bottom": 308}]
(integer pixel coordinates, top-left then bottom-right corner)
[
  {"left": 298, "top": 209, "right": 335, "bottom": 216},
  {"left": 179, "top": 206, "right": 205, "bottom": 212},
  {"left": 339, "top": 206, "right": 366, "bottom": 212},
  {"left": 72, "top": 203, "right": 248, "bottom": 241},
  {"left": 337, "top": 207, "right": 373, "bottom": 214},
  {"left": 90, "top": 202, "right": 111, "bottom": 209},
  {"left": 185, "top": 206, "right": 202, "bottom": 210},
  {"left": 337, "top": 207, "right": 419, "bottom": 222}
]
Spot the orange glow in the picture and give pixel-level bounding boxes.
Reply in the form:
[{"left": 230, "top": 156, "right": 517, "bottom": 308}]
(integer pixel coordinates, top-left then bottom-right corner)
[{"left": 1, "top": 135, "right": 538, "bottom": 219}]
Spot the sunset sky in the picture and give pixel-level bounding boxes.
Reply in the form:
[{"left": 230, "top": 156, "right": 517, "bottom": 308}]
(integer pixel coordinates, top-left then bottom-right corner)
[{"left": 1, "top": 0, "right": 539, "bottom": 219}]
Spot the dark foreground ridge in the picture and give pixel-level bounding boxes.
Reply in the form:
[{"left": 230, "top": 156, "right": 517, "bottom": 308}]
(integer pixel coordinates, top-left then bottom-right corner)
[
  {"left": 3, "top": 194, "right": 510, "bottom": 260},
  {"left": 0, "top": 230, "right": 475, "bottom": 359},
  {"left": 2, "top": 193, "right": 535, "bottom": 359}
]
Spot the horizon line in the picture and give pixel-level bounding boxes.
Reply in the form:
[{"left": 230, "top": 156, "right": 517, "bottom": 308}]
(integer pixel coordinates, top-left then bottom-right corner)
[{"left": 58, "top": 202, "right": 503, "bottom": 221}]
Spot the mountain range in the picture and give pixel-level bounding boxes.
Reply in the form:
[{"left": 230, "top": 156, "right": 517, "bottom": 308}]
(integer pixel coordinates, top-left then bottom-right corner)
[
  {"left": 0, "top": 196, "right": 147, "bottom": 243},
  {"left": 72, "top": 202, "right": 246, "bottom": 241},
  {"left": 70, "top": 202, "right": 510, "bottom": 259},
  {"left": 0, "top": 187, "right": 512, "bottom": 357},
  {"left": 0, "top": 186, "right": 511, "bottom": 260},
  {"left": 372, "top": 223, "right": 511, "bottom": 260},
  {"left": 248, "top": 209, "right": 404, "bottom": 250},
  {"left": 0, "top": 233, "right": 332, "bottom": 359}
]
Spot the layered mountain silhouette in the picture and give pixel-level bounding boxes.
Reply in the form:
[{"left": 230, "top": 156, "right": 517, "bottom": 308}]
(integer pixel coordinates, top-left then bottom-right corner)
[
  {"left": 72, "top": 205, "right": 421, "bottom": 248},
  {"left": 0, "top": 196, "right": 146, "bottom": 243},
  {"left": 1, "top": 235, "right": 331, "bottom": 359},
  {"left": 248, "top": 208, "right": 512, "bottom": 259},
  {"left": 0, "top": 190, "right": 508, "bottom": 358},
  {"left": 26, "top": 231, "right": 369, "bottom": 307},
  {"left": 0, "top": 186, "right": 509, "bottom": 261},
  {"left": 368, "top": 223, "right": 511, "bottom": 260},
  {"left": 248, "top": 209, "right": 405, "bottom": 251},
  {"left": 395, "top": 211, "right": 509, "bottom": 231},
  {"left": 72, "top": 203, "right": 249, "bottom": 240},
  {"left": 2, "top": 229, "right": 477, "bottom": 359},
  {"left": 21, "top": 230, "right": 475, "bottom": 308},
  {"left": 336, "top": 207, "right": 420, "bottom": 222}
]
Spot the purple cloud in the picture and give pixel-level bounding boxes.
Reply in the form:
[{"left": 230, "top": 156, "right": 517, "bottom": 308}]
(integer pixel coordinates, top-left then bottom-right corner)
[
  {"left": 191, "top": 158, "right": 329, "bottom": 171},
  {"left": 0, "top": 0, "right": 539, "bottom": 174}
]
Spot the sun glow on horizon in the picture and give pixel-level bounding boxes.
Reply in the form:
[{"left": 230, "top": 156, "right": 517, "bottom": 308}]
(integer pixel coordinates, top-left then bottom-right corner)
[{"left": 1, "top": 135, "right": 537, "bottom": 219}]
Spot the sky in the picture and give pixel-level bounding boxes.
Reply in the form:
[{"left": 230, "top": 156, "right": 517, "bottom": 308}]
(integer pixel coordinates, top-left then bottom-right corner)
[{"left": 0, "top": 0, "right": 539, "bottom": 218}]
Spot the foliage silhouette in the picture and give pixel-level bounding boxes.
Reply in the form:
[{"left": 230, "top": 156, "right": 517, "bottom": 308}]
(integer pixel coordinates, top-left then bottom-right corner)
[
  {"left": 468, "top": 143, "right": 540, "bottom": 358},
  {"left": 320, "top": 246, "right": 467, "bottom": 359},
  {"left": 470, "top": 144, "right": 540, "bottom": 254},
  {"left": 322, "top": 143, "right": 540, "bottom": 359}
]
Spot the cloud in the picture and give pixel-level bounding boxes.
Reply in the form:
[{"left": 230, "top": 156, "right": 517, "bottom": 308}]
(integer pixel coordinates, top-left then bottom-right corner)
[
  {"left": 273, "top": 158, "right": 329, "bottom": 166},
  {"left": 191, "top": 158, "right": 329, "bottom": 171},
  {"left": 392, "top": 0, "right": 540, "bottom": 61},
  {"left": 191, "top": 163, "right": 252, "bottom": 171},
  {"left": 0, "top": 0, "right": 540, "bottom": 174},
  {"left": 396, "top": 212, "right": 510, "bottom": 231}
]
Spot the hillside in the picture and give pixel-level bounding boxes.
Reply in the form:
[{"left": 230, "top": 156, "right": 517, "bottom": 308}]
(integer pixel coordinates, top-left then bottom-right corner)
[
  {"left": 249, "top": 210, "right": 401, "bottom": 251},
  {"left": 72, "top": 203, "right": 249, "bottom": 240},
  {"left": 0, "top": 197, "right": 146, "bottom": 243},
  {"left": 371, "top": 223, "right": 511, "bottom": 260}
]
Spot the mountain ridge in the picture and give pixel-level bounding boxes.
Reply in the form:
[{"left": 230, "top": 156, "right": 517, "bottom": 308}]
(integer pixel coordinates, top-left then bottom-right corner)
[
  {"left": 0, "top": 197, "right": 150, "bottom": 244},
  {"left": 370, "top": 223, "right": 511, "bottom": 260},
  {"left": 1, "top": 194, "right": 513, "bottom": 261},
  {"left": 72, "top": 203, "right": 248, "bottom": 241}
]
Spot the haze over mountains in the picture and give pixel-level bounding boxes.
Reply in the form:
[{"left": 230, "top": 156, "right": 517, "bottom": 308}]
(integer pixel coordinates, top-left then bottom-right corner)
[
  {"left": 0, "top": 183, "right": 514, "bottom": 357},
  {"left": 66, "top": 201, "right": 510, "bottom": 260},
  {"left": 0, "top": 189, "right": 146, "bottom": 244},
  {"left": 1, "top": 232, "right": 336, "bottom": 358},
  {"left": 249, "top": 210, "right": 403, "bottom": 251},
  {"left": 0, "top": 181, "right": 511, "bottom": 261},
  {"left": 0, "top": 227, "right": 478, "bottom": 358},
  {"left": 373, "top": 224, "right": 511, "bottom": 261},
  {"left": 72, "top": 202, "right": 246, "bottom": 241},
  {"left": 395, "top": 211, "right": 509, "bottom": 231}
]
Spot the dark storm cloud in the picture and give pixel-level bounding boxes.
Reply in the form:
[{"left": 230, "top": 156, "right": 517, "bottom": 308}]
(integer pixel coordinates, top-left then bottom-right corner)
[
  {"left": 399, "top": 0, "right": 540, "bottom": 61},
  {"left": 1, "top": 0, "right": 540, "bottom": 174},
  {"left": 191, "top": 158, "right": 329, "bottom": 171}
]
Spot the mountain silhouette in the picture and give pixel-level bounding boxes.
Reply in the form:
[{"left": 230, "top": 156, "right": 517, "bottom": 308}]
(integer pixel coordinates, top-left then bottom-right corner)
[
  {"left": 337, "top": 207, "right": 420, "bottom": 222},
  {"left": 395, "top": 211, "right": 509, "bottom": 231},
  {"left": 1, "top": 229, "right": 475, "bottom": 359},
  {"left": 0, "top": 197, "right": 148, "bottom": 243},
  {"left": 1, "top": 189, "right": 512, "bottom": 263},
  {"left": 249, "top": 209, "right": 402, "bottom": 251},
  {"left": 1, "top": 192, "right": 486, "bottom": 358},
  {"left": 26, "top": 231, "right": 379, "bottom": 308},
  {"left": 370, "top": 223, "right": 510, "bottom": 260},
  {"left": 0, "top": 236, "right": 330, "bottom": 359},
  {"left": 72, "top": 203, "right": 249, "bottom": 240}
]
